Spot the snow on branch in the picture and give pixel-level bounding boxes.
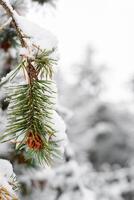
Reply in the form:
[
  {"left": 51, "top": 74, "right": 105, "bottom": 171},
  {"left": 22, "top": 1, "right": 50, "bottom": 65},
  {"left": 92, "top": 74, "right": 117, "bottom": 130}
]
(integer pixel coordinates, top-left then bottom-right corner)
[
  {"left": 0, "top": 0, "right": 67, "bottom": 165},
  {"left": 0, "top": 0, "right": 27, "bottom": 47}
]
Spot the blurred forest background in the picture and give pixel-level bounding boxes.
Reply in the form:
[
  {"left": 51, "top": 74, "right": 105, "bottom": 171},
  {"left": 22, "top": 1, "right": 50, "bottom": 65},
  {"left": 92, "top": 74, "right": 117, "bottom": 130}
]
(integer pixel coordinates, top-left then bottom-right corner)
[{"left": 0, "top": 0, "right": 134, "bottom": 199}]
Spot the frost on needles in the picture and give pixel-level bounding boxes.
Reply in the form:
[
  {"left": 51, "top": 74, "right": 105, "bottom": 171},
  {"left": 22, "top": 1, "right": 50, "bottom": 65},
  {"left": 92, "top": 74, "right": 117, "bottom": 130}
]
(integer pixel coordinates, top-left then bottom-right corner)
[{"left": 0, "top": 0, "right": 67, "bottom": 166}]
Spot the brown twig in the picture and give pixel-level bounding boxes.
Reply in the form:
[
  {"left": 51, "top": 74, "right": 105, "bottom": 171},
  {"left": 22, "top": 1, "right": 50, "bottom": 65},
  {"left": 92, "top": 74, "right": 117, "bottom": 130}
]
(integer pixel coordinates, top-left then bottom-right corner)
[
  {"left": 0, "top": 0, "right": 27, "bottom": 47},
  {"left": 0, "top": 0, "right": 38, "bottom": 84}
]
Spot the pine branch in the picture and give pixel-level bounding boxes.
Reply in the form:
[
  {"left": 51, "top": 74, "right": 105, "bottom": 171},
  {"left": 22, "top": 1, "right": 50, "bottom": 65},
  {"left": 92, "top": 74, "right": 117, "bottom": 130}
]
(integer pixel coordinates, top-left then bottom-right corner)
[
  {"left": 1, "top": 48, "right": 59, "bottom": 165},
  {"left": 0, "top": 1, "right": 60, "bottom": 165}
]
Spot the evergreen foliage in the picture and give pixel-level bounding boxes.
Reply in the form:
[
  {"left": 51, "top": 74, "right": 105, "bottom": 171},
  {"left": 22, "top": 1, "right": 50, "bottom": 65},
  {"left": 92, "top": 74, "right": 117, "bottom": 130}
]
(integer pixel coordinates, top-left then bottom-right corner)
[
  {"left": 1, "top": 48, "right": 60, "bottom": 165},
  {"left": 0, "top": 0, "right": 61, "bottom": 165}
]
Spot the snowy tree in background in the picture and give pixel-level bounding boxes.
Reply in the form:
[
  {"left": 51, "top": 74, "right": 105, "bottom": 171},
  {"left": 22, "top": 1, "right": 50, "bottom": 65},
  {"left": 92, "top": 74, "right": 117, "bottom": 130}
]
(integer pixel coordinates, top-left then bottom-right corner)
[{"left": 58, "top": 47, "right": 104, "bottom": 162}]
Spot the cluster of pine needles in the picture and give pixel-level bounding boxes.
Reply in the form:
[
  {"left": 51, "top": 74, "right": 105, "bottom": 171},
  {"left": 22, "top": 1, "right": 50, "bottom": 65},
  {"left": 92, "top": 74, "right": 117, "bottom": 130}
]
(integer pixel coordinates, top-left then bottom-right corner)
[{"left": 1, "top": 48, "right": 60, "bottom": 165}]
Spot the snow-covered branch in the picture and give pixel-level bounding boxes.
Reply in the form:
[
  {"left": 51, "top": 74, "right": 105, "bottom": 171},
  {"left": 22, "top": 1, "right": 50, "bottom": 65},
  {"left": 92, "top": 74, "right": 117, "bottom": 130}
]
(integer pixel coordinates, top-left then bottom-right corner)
[{"left": 0, "top": 0, "right": 26, "bottom": 47}]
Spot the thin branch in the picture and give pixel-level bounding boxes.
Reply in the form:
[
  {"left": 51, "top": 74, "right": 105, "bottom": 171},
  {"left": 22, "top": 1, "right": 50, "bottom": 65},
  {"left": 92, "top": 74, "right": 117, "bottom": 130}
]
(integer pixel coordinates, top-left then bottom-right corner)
[
  {"left": 0, "top": 0, "right": 35, "bottom": 84},
  {"left": 0, "top": 0, "right": 27, "bottom": 47}
]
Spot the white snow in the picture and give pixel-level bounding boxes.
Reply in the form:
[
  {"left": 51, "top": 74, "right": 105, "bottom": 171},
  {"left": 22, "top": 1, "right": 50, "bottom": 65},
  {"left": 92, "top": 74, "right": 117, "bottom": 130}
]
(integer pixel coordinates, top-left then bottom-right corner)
[
  {"left": 0, "top": 159, "right": 13, "bottom": 178},
  {"left": 13, "top": 11, "right": 58, "bottom": 51},
  {"left": 10, "top": 0, "right": 28, "bottom": 15},
  {"left": 51, "top": 111, "right": 68, "bottom": 155},
  {"left": 0, "top": 159, "right": 17, "bottom": 199},
  {"left": 19, "top": 159, "right": 95, "bottom": 200}
]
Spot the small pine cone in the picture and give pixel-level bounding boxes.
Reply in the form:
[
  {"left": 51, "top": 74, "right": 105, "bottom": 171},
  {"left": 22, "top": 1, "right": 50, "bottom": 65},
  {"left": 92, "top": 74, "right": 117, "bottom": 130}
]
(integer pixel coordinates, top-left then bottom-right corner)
[{"left": 26, "top": 131, "right": 43, "bottom": 150}]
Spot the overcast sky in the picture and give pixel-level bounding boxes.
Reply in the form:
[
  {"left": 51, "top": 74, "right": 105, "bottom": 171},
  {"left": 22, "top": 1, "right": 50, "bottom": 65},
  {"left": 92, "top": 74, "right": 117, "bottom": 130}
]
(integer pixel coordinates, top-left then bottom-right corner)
[{"left": 56, "top": 0, "right": 134, "bottom": 102}]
